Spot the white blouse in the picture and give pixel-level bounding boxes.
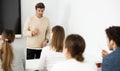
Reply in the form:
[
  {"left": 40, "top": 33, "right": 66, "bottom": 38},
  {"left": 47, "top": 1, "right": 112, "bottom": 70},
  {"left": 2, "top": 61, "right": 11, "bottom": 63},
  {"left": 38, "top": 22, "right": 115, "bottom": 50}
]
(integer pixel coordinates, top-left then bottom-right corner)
[
  {"left": 51, "top": 59, "right": 97, "bottom": 71},
  {"left": 39, "top": 46, "right": 67, "bottom": 71}
]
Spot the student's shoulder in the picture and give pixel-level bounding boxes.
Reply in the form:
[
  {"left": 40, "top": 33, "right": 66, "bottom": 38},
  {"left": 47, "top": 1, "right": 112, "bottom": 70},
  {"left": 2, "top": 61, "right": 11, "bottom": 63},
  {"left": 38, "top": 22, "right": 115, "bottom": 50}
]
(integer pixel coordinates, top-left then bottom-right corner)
[
  {"left": 42, "top": 45, "right": 50, "bottom": 49},
  {"left": 104, "top": 50, "right": 117, "bottom": 60},
  {"left": 51, "top": 62, "right": 65, "bottom": 71},
  {"left": 103, "top": 52, "right": 114, "bottom": 64},
  {"left": 54, "top": 60, "right": 68, "bottom": 67},
  {"left": 42, "top": 46, "right": 51, "bottom": 52}
]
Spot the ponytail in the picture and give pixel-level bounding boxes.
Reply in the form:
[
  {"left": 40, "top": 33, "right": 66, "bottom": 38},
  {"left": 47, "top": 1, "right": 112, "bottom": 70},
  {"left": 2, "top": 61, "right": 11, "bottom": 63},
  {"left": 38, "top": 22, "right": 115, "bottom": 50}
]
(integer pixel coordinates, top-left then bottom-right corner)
[
  {"left": 0, "top": 29, "right": 15, "bottom": 71},
  {"left": 1, "top": 41, "right": 13, "bottom": 71},
  {"left": 74, "top": 53, "right": 84, "bottom": 62}
]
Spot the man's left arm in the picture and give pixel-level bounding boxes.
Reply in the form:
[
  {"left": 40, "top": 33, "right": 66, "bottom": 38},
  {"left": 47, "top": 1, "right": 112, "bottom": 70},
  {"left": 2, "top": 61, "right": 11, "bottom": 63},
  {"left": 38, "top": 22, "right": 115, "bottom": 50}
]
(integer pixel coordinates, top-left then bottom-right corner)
[
  {"left": 45, "top": 19, "right": 51, "bottom": 43},
  {"left": 41, "top": 19, "right": 51, "bottom": 48}
]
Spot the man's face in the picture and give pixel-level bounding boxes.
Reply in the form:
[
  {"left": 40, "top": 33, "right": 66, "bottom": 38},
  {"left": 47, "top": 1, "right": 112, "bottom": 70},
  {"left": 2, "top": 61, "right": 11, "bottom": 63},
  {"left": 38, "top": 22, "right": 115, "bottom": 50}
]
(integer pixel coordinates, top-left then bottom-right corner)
[
  {"left": 106, "top": 36, "right": 114, "bottom": 50},
  {"left": 36, "top": 8, "right": 44, "bottom": 17}
]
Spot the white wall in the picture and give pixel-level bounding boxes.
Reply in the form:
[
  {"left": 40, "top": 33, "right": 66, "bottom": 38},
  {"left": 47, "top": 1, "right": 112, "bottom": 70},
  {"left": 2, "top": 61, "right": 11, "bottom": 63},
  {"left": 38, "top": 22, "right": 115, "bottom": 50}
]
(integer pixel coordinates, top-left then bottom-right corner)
[
  {"left": 9, "top": 0, "right": 120, "bottom": 62},
  {"left": 68, "top": 0, "right": 120, "bottom": 62}
]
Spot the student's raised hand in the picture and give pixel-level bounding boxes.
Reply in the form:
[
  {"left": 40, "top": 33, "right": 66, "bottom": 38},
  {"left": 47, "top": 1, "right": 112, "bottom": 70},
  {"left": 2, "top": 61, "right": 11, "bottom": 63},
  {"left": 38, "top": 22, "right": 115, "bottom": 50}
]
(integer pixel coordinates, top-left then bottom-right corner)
[{"left": 102, "top": 50, "right": 108, "bottom": 57}]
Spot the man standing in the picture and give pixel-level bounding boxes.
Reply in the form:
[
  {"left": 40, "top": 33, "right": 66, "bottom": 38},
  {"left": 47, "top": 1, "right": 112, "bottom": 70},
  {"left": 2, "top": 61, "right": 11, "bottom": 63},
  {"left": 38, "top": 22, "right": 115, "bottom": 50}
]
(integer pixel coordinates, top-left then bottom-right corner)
[
  {"left": 23, "top": 2, "right": 51, "bottom": 60},
  {"left": 102, "top": 26, "right": 120, "bottom": 71}
]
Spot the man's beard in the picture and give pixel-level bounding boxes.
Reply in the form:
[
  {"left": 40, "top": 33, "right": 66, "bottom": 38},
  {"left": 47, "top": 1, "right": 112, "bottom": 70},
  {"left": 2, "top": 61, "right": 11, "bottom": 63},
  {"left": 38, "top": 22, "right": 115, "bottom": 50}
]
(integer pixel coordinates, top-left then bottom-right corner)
[{"left": 109, "top": 46, "right": 113, "bottom": 51}]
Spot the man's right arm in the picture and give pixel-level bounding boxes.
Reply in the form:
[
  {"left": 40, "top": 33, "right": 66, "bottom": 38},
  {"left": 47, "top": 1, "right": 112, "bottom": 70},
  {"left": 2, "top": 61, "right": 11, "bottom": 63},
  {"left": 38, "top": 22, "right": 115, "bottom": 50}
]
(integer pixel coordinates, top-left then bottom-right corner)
[
  {"left": 23, "top": 17, "right": 33, "bottom": 37},
  {"left": 102, "top": 50, "right": 108, "bottom": 57}
]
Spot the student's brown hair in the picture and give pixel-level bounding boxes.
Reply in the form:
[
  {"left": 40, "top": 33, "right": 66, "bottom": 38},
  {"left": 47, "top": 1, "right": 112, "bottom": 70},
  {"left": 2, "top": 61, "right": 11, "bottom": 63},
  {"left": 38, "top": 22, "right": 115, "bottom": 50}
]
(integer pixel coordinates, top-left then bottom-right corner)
[
  {"left": 65, "top": 34, "right": 85, "bottom": 62},
  {"left": 0, "top": 29, "right": 15, "bottom": 71},
  {"left": 105, "top": 26, "right": 120, "bottom": 47},
  {"left": 51, "top": 26, "right": 65, "bottom": 52}
]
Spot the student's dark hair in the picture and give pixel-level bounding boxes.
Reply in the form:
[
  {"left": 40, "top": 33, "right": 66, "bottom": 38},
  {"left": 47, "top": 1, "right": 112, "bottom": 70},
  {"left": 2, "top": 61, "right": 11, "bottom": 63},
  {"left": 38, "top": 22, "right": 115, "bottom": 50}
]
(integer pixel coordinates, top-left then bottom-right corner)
[
  {"left": 0, "top": 29, "right": 15, "bottom": 71},
  {"left": 105, "top": 26, "right": 120, "bottom": 47},
  {"left": 65, "top": 34, "right": 85, "bottom": 62},
  {"left": 35, "top": 2, "right": 45, "bottom": 10},
  {"left": 51, "top": 25, "right": 65, "bottom": 52}
]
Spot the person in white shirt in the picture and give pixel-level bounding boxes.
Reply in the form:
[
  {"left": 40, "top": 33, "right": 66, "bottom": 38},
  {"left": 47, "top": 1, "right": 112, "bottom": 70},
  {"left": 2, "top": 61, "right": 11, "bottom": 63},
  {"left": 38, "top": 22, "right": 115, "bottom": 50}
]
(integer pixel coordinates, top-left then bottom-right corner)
[
  {"left": 51, "top": 34, "right": 97, "bottom": 71},
  {"left": 38, "top": 25, "right": 66, "bottom": 71}
]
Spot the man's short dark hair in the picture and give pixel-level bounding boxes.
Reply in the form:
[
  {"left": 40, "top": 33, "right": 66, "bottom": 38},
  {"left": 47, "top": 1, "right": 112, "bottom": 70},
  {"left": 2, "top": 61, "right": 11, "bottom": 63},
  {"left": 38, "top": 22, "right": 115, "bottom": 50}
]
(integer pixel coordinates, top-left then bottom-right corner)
[
  {"left": 105, "top": 26, "right": 120, "bottom": 47},
  {"left": 35, "top": 2, "right": 45, "bottom": 10}
]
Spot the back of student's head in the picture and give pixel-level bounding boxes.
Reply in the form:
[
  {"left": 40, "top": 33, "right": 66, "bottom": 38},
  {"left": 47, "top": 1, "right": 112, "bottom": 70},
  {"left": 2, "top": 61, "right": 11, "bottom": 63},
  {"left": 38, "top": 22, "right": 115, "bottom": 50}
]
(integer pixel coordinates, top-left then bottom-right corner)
[
  {"left": 65, "top": 34, "right": 85, "bottom": 62},
  {"left": 51, "top": 25, "right": 65, "bottom": 52},
  {"left": 0, "top": 29, "right": 15, "bottom": 71},
  {"left": 105, "top": 26, "right": 120, "bottom": 47},
  {"left": 35, "top": 2, "right": 45, "bottom": 10}
]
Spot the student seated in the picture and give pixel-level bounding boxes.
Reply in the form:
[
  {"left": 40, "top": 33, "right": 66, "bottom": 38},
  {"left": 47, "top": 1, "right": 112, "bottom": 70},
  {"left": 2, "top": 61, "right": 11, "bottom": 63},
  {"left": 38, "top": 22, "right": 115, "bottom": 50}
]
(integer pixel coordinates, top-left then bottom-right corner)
[
  {"left": 0, "top": 29, "right": 25, "bottom": 71},
  {"left": 102, "top": 26, "right": 120, "bottom": 71},
  {"left": 51, "top": 34, "right": 97, "bottom": 71},
  {"left": 38, "top": 25, "right": 66, "bottom": 71}
]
